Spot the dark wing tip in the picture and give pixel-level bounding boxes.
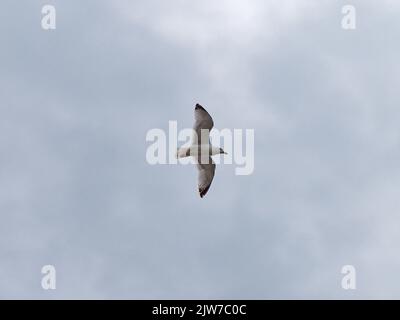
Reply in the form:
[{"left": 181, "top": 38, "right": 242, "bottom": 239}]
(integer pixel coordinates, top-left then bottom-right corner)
[
  {"left": 195, "top": 103, "right": 206, "bottom": 111},
  {"left": 199, "top": 184, "right": 211, "bottom": 198}
]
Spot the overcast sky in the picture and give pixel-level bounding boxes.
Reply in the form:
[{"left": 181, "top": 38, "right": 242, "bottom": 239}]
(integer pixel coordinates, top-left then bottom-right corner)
[{"left": 1, "top": 0, "right": 400, "bottom": 299}]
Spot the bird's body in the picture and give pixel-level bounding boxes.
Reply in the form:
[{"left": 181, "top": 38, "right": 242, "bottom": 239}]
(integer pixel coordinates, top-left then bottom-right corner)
[
  {"left": 177, "top": 145, "right": 222, "bottom": 158},
  {"left": 177, "top": 104, "right": 226, "bottom": 198}
]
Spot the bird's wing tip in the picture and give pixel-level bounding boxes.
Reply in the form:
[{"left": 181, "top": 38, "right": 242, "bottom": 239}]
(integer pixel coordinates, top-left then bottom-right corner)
[
  {"left": 195, "top": 103, "right": 205, "bottom": 111},
  {"left": 199, "top": 185, "right": 211, "bottom": 198}
]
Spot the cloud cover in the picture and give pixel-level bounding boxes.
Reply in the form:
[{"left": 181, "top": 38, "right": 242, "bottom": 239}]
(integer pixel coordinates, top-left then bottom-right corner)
[{"left": 1, "top": 0, "right": 400, "bottom": 298}]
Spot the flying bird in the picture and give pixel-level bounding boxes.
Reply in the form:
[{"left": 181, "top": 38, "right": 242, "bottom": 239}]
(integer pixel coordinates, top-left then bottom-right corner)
[{"left": 177, "top": 104, "right": 227, "bottom": 198}]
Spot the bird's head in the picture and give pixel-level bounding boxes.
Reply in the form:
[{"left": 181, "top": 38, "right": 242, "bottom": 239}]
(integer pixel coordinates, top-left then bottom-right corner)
[{"left": 219, "top": 148, "right": 228, "bottom": 155}]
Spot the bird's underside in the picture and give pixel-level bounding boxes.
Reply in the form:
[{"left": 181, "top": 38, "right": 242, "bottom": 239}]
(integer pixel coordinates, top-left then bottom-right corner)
[
  {"left": 176, "top": 103, "right": 223, "bottom": 198},
  {"left": 194, "top": 104, "right": 216, "bottom": 198}
]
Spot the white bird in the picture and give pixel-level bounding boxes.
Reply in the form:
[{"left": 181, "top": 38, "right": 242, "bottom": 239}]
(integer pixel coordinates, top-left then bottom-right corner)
[{"left": 177, "top": 104, "right": 227, "bottom": 198}]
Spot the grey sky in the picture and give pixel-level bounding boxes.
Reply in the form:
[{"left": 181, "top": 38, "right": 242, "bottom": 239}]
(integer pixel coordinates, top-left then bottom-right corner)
[{"left": 1, "top": 0, "right": 400, "bottom": 299}]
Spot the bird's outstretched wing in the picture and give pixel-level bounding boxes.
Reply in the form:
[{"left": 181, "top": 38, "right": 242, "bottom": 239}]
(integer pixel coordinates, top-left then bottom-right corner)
[
  {"left": 193, "top": 103, "right": 214, "bottom": 145},
  {"left": 196, "top": 157, "right": 216, "bottom": 198}
]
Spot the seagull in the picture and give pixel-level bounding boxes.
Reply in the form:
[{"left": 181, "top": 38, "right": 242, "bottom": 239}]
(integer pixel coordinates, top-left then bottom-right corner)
[{"left": 177, "top": 104, "right": 227, "bottom": 198}]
